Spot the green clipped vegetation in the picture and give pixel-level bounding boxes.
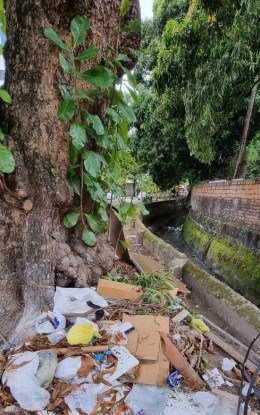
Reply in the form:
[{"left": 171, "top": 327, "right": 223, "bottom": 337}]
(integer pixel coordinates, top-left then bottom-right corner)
[{"left": 182, "top": 216, "right": 212, "bottom": 259}]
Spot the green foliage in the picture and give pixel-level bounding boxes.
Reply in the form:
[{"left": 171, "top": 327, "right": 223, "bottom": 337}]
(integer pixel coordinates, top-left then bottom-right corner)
[
  {"left": 246, "top": 132, "right": 260, "bottom": 178},
  {"left": 0, "top": 89, "right": 12, "bottom": 104},
  {"left": 132, "top": 0, "right": 260, "bottom": 188},
  {"left": 0, "top": 144, "right": 15, "bottom": 174},
  {"left": 63, "top": 212, "right": 80, "bottom": 228},
  {"left": 45, "top": 15, "right": 139, "bottom": 246},
  {"left": 106, "top": 271, "right": 174, "bottom": 306},
  {"left": 0, "top": 89, "right": 15, "bottom": 175}
]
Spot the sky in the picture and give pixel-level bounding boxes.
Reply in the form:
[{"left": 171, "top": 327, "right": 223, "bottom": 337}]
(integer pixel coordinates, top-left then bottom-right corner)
[{"left": 140, "top": 0, "right": 153, "bottom": 19}]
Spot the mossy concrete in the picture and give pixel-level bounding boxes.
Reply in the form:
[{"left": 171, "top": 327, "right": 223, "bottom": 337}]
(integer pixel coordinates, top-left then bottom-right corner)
[
  {"left": 134, "top": 207, "right": 260, "bottom": 343},
  {"left": 183, "top": 217, "right": 260, "bottom": 307}
]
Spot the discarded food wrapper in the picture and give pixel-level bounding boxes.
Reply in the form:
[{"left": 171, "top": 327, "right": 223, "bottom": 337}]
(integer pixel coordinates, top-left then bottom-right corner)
[
  {"left": 221, "top": 358, "right": 236, "bottom": 372},
  {"left": 35, "top": 311, "right": 66, "bottom": 334},
  {"left": 191, "top": 318, "right": 210, "bottom": 333},
  {"left": 202, "top": 368, "right": 225, "bottom": 388},
  {"left": 66, "top": 322, "right": 101, "bottom": 346},
  {"left": 167, "top": 370, "right": 183, "bottom": 388},
  {"left": 54, "top": 287, "right": 108, "bottom": 317},
  {"left": 2, "top": 351, "right": 55, "bottom": 411}
]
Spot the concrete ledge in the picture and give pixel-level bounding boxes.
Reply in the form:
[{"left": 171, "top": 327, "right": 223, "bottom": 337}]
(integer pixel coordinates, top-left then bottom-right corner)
[{"left": 135, "top": 209, "right": 260, "bottom": 346}]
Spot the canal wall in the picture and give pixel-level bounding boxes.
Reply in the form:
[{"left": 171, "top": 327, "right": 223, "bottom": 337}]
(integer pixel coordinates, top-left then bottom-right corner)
[
  {"left": 183, "top": 179, "right": 260, "bottom": 306},
  {"left": 134, "top": 209, "right": 260, "bottom": 347}
]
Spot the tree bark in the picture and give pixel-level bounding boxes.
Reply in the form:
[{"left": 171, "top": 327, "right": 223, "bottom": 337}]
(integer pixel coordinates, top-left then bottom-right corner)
[
  {"left": 0, "top": 0, "right": 140, "bottom": 343},
  {"left": 233, "top": 84, "right": 257, "bottom": 179}
]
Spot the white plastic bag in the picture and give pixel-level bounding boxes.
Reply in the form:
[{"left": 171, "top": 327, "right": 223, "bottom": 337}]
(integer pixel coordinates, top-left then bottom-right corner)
[
  {"left": 55, "top": 357, "right": 82, "bottom": 381},
  {"left": 2, "top": 352, "right": 51, "bottom": 411},
  {"left": 47, "top": 330, "right": 66, "bottom": 345},
  {"left": 54, "top": 287, "right": 108, "bottom": 317},
  {"left": 64, "top": 383, "right": 104, "bottom": 414},
  {"left": 35, "top": 311, "right": 66, "bottom": 334}
]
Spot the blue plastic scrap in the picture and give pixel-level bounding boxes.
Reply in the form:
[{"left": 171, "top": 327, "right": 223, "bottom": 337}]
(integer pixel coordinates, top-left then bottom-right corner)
[{"left": 167, "top": 370, "right": 183, "bottom": 388}]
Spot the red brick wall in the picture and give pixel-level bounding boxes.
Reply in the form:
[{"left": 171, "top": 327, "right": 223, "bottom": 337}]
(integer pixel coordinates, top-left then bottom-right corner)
[{"left": 191, "top": 179, "right": 260, "bottom": 231}]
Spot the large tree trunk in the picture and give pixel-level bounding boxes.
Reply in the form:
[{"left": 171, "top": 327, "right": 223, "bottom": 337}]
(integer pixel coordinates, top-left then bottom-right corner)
[{"left": 0, "top": 0, "right": 140, "bottom": 343}]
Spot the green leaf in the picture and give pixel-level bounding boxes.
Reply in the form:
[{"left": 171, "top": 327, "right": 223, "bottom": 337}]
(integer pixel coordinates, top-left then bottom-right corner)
[
  {"left": 59, "top": 54, "right": 75, "bottom": 74},
  {"left": 69, "top": 142, "right": 78, "bottom": 163},
  {"left": 123, "top": 19, "right": 141, "bottom": 34},
  {"left": 128, "top": 88, "right": 139, "bottom": 102},
  {"left": 63, "top": 212, "right": 80, "bottom": 228},
  {"left": 139, "top": 204, "right": 149, "bottom": 216},
  {"left": 82, "top": 227, "right": 96, "bottom": 246},
  {"left": 0, "top": 129, "right": 4, "bottom": 143},
  {"left": 94, "top": 133, "right": 111, "bottom": 149},
  {"left": 0, "top": 144, "right": 15, "bottom": 173},
  {"left": 71, "top": 16, "right": 90, "bottom": 47},
  {"left": 80, "top": 66, "right": 114, "bottom": 88},
  {"left": 70, "top": 122, "right": 87, "bottom": 149},
  {"left": 57, "top": 100, "right": 76, "bottom": 122},
  {"left": 120, "top": 240, "right": 129, "bottom": 250},
  {"left": 51, "top": 167, "right": 57, "bottom": 176},
  {"left": 120, "top": 0, "right": 130, "bottom": 16},
  {"left": 99, "top": 207, "right": 109, "bottom": 222},
  {"left": 115, "top": 97, "right": 136, "bottom": 123},
  {"left": 106, "top": 107, "right": 121, "bottom": 124},
  {"left": 83, "top": 111, "right": 105, "bottom": 135},
  {"left": 59, "top": 83, "right": 73, "bottom": 100},
  {"left": 82, "top": 150, "right": 101, "bottom": 177},
  {"left": 116, "top": 53, "right": 131, "bottom": 62},
  {"left": 120, "top": 201, "right": 131, "bottom": 216},
  {"left": 76, "top": 46, "right": 99, "bottom": 61},
  {"left": 0, "top": 88, "right": 12, "bottom": 104},
  {"left": 86, "top": 213, "right": 105, "bottom": 233},
  {"left": 44, "top": 28, "right": 71, "bottom": 57},
  {"left": 67, "top": 172, "right": 81, "bottom": 196},
  {"left": 115, "top": 132, "right": 128, "bottom": 151},
  {"left": 76, "top": 89, "right": 91, "bottom": 100}
]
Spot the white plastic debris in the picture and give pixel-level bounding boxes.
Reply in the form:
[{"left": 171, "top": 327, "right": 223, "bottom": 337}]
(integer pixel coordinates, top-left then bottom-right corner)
[
  {"left": 55, "top": 357, "right": 82, "bottom": 381},
  {"left": 36, "top": 350, "right": 58, "bottom": 387},
  {"left": 74, "top": 317, "right": 99, "bottom": 332},
  {"left": 47, "top": 330, "right": 66, "bottom": 345},
  {"left": 54, "top": 287, "right": 108, "bottom": 317},
  {"left": 35, "top": 311, "right": 66, "bottom": 334},
  {"left": 104, "top": 346, "right": 139, "bottom": 383},
  {"left": 64, "top": 383, "right": 104, "bottom": 414},
  {"left": 125, "top": 384, "right": 170, "bottom": 414},
  {"left": 202, "top": 368, "right": 225, "bottom": 388},
  {"left": 221, "top": 358, "right": 236, "bottom": 372},
  {"left": 2, "top": 352, "right": 51, "bottom": 411}
]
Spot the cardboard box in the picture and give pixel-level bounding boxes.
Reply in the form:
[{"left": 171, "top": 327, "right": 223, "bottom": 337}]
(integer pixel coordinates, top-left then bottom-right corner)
[
  {"left": 122, "top": 314, "right": 170, "bottom": 386},
  {"left": 97, "top": 279, "right": 143, "bottom": 302}
]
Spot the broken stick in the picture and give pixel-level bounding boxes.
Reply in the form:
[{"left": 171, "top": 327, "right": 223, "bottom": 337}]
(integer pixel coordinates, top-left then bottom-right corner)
[{"left": 160, "top": 332, "right": 204, "bottom": 390}]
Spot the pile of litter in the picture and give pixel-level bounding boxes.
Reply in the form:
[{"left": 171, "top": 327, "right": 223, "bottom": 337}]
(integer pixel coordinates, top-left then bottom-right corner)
[{"left": 0, "top": 277, "right": 259, "bottom": 414}]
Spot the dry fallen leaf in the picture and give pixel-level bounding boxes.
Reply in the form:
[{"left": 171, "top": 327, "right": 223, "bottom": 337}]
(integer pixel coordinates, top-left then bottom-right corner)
[{"left": 77, "top": 356, "right": 94, "bottom": 377}]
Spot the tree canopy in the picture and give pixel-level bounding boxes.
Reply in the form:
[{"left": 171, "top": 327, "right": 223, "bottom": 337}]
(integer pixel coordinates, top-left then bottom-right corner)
[{"left": 131, "top": 0, "right": 259, "bottom": 189}]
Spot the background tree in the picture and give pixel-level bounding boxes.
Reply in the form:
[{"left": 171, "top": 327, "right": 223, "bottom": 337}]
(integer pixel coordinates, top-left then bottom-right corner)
[
  {"left": 0, "top": 0, "right": 140, "bottom": 341},
  {"left": 131, "top": 0, "right": 259, "bottom": 189}
]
